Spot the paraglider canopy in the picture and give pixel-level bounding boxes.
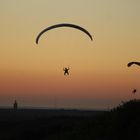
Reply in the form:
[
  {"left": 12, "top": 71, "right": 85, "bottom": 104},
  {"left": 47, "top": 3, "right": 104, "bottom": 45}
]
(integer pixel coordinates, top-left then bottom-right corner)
[
  {"left": 132, "top": 89, "right": 137, "bottom": 94},
  {"left": 36, "top": 23, "right": 93, "bottom": 44},
  {"left": 127, "top": 62, "right": 140, "bottom": 67}
]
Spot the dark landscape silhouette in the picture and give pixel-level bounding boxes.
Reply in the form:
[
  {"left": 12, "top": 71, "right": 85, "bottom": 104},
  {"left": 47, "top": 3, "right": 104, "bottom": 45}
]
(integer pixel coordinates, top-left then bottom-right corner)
[{"left": 0, "top": 99, "right": 140, "bottom": 140}]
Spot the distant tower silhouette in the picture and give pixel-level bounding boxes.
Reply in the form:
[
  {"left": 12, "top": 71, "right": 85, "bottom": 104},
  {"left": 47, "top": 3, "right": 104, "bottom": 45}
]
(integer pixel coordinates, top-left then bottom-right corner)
[{"left": 13, "top": 100, "right": 18, "bottom": 110}]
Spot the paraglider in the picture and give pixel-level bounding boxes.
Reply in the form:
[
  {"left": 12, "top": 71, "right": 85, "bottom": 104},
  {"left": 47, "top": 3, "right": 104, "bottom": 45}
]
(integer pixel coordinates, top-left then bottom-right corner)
[
  {"left": 132, "top": 89, "right": 137, "bottom": 94},
  {"left": 36, "top": 23, "right": 93, "bottom": 44},
  {"left": 127, "top": 62, "right": 140, "bottom": 67},
  {"left": 127, "top": 62, "right": 139, "bottom": 95},
  {"left": 63, "top": 67, "right": 70, "bottom": 75}
]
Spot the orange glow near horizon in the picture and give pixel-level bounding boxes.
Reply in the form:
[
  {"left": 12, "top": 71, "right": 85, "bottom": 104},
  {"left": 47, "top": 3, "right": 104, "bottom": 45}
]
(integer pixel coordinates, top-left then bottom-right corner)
[{"left": 0, "top": 0, "right": 140, "bottom": 109}]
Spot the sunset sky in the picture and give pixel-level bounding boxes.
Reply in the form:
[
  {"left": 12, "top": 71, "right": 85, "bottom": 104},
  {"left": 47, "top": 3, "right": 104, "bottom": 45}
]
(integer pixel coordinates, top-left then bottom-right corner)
[{"left": 0, "top": 0, "right": 140, "bottom": 109}]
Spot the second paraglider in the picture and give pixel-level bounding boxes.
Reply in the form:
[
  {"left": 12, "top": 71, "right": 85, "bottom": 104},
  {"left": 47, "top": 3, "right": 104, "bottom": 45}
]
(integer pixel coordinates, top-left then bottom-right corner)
[{"left": 127, "top": 62, "right": 140, "bottom": 67}]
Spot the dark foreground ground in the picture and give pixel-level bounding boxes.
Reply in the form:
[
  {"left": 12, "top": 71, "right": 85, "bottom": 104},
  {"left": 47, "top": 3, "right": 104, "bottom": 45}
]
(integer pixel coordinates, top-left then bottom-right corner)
[{"left": 0, "top": 99, "right": 140, "bottom": 140}]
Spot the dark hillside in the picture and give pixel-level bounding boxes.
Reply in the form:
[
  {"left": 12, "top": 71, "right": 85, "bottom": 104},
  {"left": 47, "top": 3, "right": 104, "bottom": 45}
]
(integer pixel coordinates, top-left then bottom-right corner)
[{"left": 0, "top": 99, "right": 140, "bottom": 140}]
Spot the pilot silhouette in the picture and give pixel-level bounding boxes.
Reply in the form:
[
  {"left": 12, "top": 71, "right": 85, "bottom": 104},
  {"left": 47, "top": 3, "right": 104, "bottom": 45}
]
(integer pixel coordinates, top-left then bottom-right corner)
[{"left": 63, "top": 67, "right": 70, "bottom": 75}]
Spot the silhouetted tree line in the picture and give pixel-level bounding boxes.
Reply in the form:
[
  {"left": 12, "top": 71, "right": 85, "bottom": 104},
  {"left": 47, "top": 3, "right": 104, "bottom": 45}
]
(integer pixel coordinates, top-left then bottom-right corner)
[{"left": 0, "top": 99, "right": 140, "bottom": 140}]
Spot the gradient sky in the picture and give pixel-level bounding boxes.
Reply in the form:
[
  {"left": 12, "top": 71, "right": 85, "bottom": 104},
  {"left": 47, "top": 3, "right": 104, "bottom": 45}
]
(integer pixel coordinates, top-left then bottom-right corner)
[{"left": 0, "top": 0, "right": 140, "bottom": 109}]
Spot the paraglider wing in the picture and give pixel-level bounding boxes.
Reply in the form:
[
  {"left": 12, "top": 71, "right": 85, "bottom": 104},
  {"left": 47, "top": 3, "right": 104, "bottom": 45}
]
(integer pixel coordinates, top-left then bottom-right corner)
[
  {"left": 127, "top": 62, "right": 140, "bottom": 67},
  {"left": 36, "top": 23, "right": 93, "bottom": 44},
  {"left": 132, "top": 89, "right": 137, "bottom": 94},
  {"left": 127, "top": 62, "right": 135, "bottom": 67}
]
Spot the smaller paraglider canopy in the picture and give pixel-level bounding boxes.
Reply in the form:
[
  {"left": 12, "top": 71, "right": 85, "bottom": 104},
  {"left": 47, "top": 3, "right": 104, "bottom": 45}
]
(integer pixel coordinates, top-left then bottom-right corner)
[
  {"left": 127, "top": 62, "right": 140, "bottom": 67},
  {"left": 132, "top": 89, "right": 137, "bottom": 94}
]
